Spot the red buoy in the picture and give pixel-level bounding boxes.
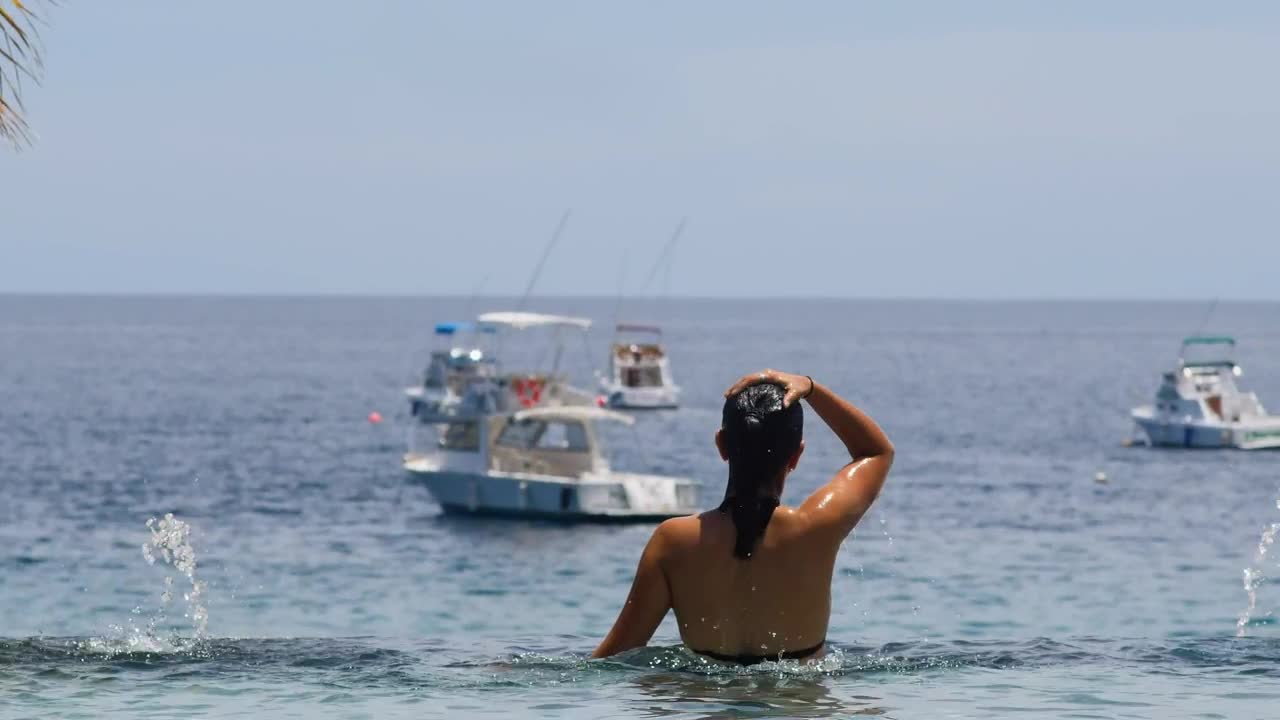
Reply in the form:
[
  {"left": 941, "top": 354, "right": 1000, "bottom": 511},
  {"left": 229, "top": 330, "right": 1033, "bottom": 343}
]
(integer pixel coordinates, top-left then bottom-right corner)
[{"left": 368, "top": 411, "right": 383, "bottom": 424}]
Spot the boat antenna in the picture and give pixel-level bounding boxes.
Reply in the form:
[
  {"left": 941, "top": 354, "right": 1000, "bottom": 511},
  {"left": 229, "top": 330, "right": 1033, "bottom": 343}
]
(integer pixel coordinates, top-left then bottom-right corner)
[
  {"left": 1190, "top": 297, "right": 1219, "bottom": 338},
  {"left": 1179, "top": 297, "right": 1220, "bottom": 359},
  {"left": 517, "top": 209, "right": 572, "bottom": 312}
]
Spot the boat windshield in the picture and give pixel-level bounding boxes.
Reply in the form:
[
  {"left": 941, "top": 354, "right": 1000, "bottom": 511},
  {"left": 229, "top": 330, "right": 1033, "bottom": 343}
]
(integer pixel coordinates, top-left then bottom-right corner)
[{"left": 496, "top": 419, "right": 589, "bottom": 452}]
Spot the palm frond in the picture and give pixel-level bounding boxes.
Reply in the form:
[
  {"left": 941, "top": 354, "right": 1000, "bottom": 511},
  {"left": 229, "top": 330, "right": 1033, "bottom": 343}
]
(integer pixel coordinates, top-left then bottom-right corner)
[
  {"left": 0, "top": 0, "right": 50, "bottom": 149},
  {"left": 0, "top": 96, "right": 31, "bottom": 145}
]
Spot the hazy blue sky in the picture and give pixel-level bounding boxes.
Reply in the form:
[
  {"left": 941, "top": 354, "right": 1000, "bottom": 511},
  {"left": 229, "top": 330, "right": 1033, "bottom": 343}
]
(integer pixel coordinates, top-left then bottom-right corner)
[{"left": 2, "top": 1, "right": 1278, "bottom": 298}]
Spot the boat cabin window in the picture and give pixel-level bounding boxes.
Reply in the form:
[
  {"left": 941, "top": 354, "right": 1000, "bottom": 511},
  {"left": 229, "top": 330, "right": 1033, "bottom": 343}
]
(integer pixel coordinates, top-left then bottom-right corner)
[
  {"left": 496, "top": 419, "right": 542, "bottom": 448},
  {"left": 497, "top": 419, "right": 589, "bottom": 452},
  {"left": 538, "top": 421, "right": 589, "bottom": 451},
  {"left": 440, "top": 421, "right": 480, "bottom": 451},
  {"left": 623, "top": 366, "right": 664, "bottom": 388}
]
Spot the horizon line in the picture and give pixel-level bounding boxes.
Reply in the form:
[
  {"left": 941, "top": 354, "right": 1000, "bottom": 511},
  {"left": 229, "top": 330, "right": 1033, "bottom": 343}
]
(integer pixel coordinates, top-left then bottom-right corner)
[{"left": 1, "top": 291, "right": 1276, "bottom": 303}]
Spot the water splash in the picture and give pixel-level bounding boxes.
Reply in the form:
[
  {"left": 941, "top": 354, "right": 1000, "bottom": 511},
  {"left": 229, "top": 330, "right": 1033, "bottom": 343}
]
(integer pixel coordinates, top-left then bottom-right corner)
[
  {"left": 141, "top": 513, "right": 209, "bottom": 639},
  {"left": 1236, "top": 496, "right": 1280, "bottom": 637},
  {"left": 85, "top": 514, "right": 210, "bottom": 655}
]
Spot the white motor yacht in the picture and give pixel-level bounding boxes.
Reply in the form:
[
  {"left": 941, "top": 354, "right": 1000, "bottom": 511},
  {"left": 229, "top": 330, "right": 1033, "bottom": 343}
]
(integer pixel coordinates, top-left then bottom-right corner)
[
  {"left": 404, "top": 404, "right": 700, "bottom": 520},
  {"left": 1131, "top": 336, "right": 1280, "bottom": 450}
]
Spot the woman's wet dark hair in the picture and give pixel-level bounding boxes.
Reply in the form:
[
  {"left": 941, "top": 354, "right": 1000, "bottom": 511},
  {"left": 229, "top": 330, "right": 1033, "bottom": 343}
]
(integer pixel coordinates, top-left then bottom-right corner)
[{"left": 720, "top": 382, "right": 803, "bottom": 559}]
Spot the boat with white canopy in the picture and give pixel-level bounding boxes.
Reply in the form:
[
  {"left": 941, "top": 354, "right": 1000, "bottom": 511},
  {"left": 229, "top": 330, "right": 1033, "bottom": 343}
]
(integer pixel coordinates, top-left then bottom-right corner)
[
  {"left": 404, "top": 405, "right": 699, "bottom": 520},
  {"left": 1131, "top": 336, "right": 1280, "bottom": 450},
  {"left": 598, "top": 324, "right": 681, "bottom": 410}
]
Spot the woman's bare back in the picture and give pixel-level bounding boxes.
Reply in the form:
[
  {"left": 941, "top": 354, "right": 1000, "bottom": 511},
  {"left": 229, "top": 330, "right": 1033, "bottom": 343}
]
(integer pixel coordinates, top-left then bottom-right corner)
[{"left": 663, "top": 506, "right": 839, "bottom": 657}]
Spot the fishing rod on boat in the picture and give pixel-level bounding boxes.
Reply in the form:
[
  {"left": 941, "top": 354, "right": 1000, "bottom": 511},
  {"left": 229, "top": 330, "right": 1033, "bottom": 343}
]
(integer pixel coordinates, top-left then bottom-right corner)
[
  {"left": 464, "top": 274, "right": 490, "bottom": 320},
  {"left": 660, "top": 221, "right": 682, "bottom": 299},
  {"left": 662, "top": 243, "right": 673, "bottom": 298},
  {"left": 517, "top": 209, "right": 572, "bottom": 312},
  {"left": 625, "top": 216, "right": 687, "bottom": 350},
  {"left": 497, "top": 209, "right": 573, "bottom": 373},
  {"left": 635, "top": 217, "right": 688, "bottom": 297},
  {"left": 1186, "top": 297, "right": 1219, "bottom": 343},
  {"left": 598, "top": 219, "right": 687, "bottom": 402}
]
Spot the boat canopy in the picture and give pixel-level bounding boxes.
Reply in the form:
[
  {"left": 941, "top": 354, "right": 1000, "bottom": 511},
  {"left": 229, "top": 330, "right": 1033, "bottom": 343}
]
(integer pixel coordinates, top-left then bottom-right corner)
[
  {"left": 1180, "top": 336, "right": 1237, "bottom": 367},
  {"left": 513, "top": 406, "right": 635, "bottom": 426},
  {"left": 434, "top": 321, "right": 498, "bottom": 336},
  {"left": 616, "top": 323, "right": 662, "bottom": 335},
  {"left": 1182, "top": 336, "right": 1235, "bottom": 346},
  {"left": 477, "top": 312, "right": 592, "bottom": 330}
]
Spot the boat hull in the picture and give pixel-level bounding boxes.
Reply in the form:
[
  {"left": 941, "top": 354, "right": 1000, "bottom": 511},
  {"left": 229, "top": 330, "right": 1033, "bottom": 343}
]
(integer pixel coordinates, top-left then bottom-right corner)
[
  {"left": 1132, "top": 407, "right": 1280, "bottom": 450},
  {"left": 405, "top": 464, "right": 700, "bottom": 521},
  {"left": 603, "top": 386, "right": 681, "bottom": 410}
]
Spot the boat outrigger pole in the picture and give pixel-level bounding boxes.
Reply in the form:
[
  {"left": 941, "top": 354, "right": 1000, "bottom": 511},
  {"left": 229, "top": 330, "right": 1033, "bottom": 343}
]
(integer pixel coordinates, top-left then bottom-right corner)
[
  {"left": 517, "top": 208, "right": 573, "bottom": 312},
  {"left": 499, "top": 209, "right": 573, "bottom": 365},
  {"left": 636, "top": 217, "right": 687, "bottom": 296}
]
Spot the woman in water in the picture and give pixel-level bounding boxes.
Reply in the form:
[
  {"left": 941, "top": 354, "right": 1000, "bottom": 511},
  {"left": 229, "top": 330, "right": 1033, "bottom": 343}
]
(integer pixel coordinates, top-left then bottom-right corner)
[{"left": 592, "top": 369, "right": 894, "bottom": 664}]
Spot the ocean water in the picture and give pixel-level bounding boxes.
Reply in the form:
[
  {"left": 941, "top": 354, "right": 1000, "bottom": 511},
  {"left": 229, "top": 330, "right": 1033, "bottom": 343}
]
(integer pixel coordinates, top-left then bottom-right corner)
[{"left": 1, "top": 296, "right": 1278, "bottom": 719}]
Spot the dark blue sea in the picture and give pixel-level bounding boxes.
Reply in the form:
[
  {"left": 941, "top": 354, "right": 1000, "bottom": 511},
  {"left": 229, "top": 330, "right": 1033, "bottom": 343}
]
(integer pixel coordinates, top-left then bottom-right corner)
[{"left": 2, "top": 296, "right": 1278, "bottom": 719}]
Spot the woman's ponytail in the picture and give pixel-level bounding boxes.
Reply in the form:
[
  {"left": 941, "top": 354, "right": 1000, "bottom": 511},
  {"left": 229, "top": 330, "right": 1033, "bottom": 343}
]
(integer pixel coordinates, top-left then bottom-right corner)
[{"left": 720, "top": 384, "right": 803, "bottom": 560}]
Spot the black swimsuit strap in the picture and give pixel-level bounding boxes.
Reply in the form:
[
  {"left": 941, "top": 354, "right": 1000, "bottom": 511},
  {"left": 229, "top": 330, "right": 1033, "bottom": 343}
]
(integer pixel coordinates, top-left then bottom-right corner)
[{"left": 694, "top": 639, "right": 826, "bottom": 666}]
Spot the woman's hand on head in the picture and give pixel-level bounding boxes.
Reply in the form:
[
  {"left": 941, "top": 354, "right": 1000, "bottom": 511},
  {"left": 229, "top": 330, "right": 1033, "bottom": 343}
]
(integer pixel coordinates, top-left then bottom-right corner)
[{"left": 724, "top": 369, "right": 814, "bottom": 407}]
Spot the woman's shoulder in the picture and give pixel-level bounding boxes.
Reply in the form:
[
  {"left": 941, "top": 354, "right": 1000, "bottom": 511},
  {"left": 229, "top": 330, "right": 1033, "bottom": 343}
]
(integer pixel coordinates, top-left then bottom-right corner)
[
  {"left": 658, "top": 512, "right": 709, "bottom": 538},
  {"left": 653, "top": 511, "right": 727, "bottom": 550},
  {"left": 765, "top": 504, "right": 832, "bottom": 541}
]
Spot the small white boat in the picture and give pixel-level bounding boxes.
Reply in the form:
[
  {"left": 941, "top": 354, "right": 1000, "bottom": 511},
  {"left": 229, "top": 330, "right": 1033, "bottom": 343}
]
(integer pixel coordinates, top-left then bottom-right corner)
[
  {"left": 599, "top": 324, "right": 681, "bottom": 410},
  {"left": 405, "top": 405, "right": 700, "bottom": 520},
  {"left": 1131, "top": 336, "right": 1280, "bottom": 450}
]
